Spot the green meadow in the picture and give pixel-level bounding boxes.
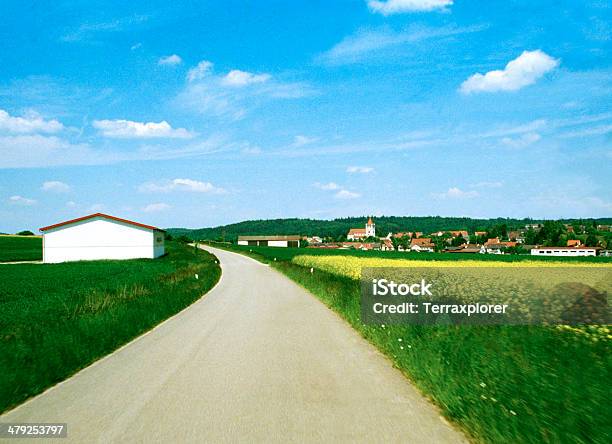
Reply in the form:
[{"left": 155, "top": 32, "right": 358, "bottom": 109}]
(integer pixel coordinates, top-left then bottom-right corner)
[
  {"left": 0, "top": 235, "right": 42, "bottom": 262},
  {"left": 0, "top": 241, "right": 220, "bottom": 413}
]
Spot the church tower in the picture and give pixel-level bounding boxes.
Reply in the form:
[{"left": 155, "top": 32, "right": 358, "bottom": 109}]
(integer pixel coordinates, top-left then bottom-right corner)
[{"left": 365, "top": 216, "right": 376, "bottom": 238}]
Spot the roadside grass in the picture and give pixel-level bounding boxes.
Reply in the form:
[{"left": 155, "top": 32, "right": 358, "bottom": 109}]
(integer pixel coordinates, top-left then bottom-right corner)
[
  {"left": 209, "top": 242, "right": 611, "bottom": 444},
  {"left": 0, "top": 235, "right": 42, "bottom": 262},
  {"left": 0, "top": 241, "right": 220, "bottom": 413}
]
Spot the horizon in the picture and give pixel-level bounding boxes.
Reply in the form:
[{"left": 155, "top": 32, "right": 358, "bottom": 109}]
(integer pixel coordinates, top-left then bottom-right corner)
[{"left": 1, "top": 1, "right": 611, "bottom": 233}]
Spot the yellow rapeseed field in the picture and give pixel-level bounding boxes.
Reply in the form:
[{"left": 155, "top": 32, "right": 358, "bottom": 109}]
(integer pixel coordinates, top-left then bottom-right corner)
[{"left": 292, "top": 255, "right": 612, "bottom": 280}]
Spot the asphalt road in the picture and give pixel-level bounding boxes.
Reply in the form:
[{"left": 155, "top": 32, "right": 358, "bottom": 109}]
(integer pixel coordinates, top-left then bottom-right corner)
[{"left": 1, "top": 246, "right": 466, "bottom": 443}]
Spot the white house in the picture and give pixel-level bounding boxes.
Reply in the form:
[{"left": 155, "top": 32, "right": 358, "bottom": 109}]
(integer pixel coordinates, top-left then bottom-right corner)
[
  {"left": 237, "top": 235, "right": 300, "bottom": 247},
  {"left": 530, "top": 247, "right": 599, "bottom": 257},
  {"left": 40, "top": 213, "right": 165, "bottom": 263}
]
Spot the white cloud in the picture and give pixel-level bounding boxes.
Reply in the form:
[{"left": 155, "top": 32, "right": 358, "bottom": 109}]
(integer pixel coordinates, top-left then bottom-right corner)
[
  {"left": 41, "top": 180, "right": 70, "bottom": 193},
  {"left": 471, "top": 181, "right": 503, "bottom": 189},
  {"left": 143, "top": 202, "right": 171, "bottom": 212},
  {"left": 176, "top": 61, "right": 313, "bottom": 119},
  {"left": 241, "top": 146, "right": 262, "bottom": 155},
  {"left": 367, "top": 0, "right": 453, "bottom": 15},
  {"left": 314, "top": 182, "right": 341, "bottom": 190},
  {"left": 319, "top": 24, "right": 484, "bottom": 65},
  {"left": 138, "top": 178, "right": 226, "bottom": 194},
  {"left": 130, "top": 42, "right": 142, "bottom": 51},
  {"left": 66, "top": 201, "right": 77, "bottom": 207},
  {"left": 93, "top": 119, "right": 195, "bottom": 139},
  {"left": 222, "top": 70, "right": 271, "bottom": 87},
  {"left": 433, "top": 187, "right": 479, "bottom": 199},
  {"left": 347, "top": 166, "right": 374, "bottom": 174},
  {"left": 9, "top": 195, "right": 37, "bottom": 206},
  {"left": 460, "top": 50, "right": 559, "bottom": 94},
  {"left": 500, "top": 132, "right": 541, "bottom": 148},
  {"left": 158, "top": 54, "right": 182, "bottom": 66},
  {"left": 335, "top": 189, "right": 361, "bottom": 199},
  {"left": 0, "top": 135, "right": 101, "bottom": 168},
  {"left": 187, "top": 60, "right": 214, "bottom": 82},
  {"left": 292, "top": 135, "right": 318, "bottom": 147},
  {"left": 0, "top": 109, "right": 63, "bottom": 134}
]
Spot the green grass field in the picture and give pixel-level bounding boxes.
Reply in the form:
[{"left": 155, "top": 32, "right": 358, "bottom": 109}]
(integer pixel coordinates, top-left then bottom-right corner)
[
  {"left": 0, "top": 235, "right": 42, "bottom": 262},
  {"left": 0, "top": 241, "right": 220, "bottom": 413},
  {"left": 212, "top": 242, "right": 611, "bottom": 444}
]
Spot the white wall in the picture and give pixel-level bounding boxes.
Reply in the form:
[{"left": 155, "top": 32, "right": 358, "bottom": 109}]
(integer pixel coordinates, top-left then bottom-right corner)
[{"left": 43, "top": 218, "right": 164, "bottom": 263}]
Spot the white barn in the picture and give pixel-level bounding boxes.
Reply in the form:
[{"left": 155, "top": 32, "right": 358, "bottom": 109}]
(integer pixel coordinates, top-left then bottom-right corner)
[{"left": 40, "top": 213, "right": 165, "bottom": 263}]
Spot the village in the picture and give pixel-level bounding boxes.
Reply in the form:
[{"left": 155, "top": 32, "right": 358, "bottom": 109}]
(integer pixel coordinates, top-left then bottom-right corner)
[{"left": 238, "top": 217, "right": 612, "bottom": 257}]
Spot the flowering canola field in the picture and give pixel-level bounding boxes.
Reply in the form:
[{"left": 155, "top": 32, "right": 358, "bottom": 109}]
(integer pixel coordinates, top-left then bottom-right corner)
[{"left": 292, "top": 255, "right": 612, "bottom": 281}]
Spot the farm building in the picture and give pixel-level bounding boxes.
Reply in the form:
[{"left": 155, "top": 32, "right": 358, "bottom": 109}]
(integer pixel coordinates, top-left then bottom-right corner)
[
  {"left": 40, "top": 213, "right": 165, "bottom": 263},
  {"left": 237, "top": 235, "right": 300, "bottom": 247},
  {"left": 530, "top": 247, "right": 599, "bottom": 257}
]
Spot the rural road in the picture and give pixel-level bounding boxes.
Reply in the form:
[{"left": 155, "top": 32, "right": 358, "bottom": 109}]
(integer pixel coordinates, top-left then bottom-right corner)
[{"left": 1, "top": 246, "right": 466, "bottom": 443}]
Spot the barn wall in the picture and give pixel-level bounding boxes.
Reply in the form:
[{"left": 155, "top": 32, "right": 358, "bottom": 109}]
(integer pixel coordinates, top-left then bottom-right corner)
[
  {"left": 153, "top": 230, "right": 165, "bottom": 258},
  {"left": 43, "top": 218, "right": 156, "bottom": 263}
]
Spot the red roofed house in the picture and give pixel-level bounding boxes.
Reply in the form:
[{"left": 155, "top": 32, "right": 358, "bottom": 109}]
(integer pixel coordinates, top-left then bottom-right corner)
[
  {"left": 347, "top": 217, "right": 376, "bottom": 240},
  {"left": 484, "top": 237, "right": 500, "bottom": 246},
  {"left": 410, "top": 237, "right": 435, "bottom": 252},
  {"left": 40, "top": 213, "right": 165, "bottom": 263},
  {"left": 449, "top": 230, "right": 469, "bottom": 239},
  {"left": 567, "top": 239, "right": 582, "bottom": 247}
]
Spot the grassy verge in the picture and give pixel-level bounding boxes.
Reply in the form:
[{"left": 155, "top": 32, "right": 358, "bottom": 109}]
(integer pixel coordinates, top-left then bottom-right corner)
[
  {"left": 0, "top": 241, "right": 220, "bottom": 413},
  {"left": 0, "top": 235, "right": 42, "bottom": 262},
  {"left": 209, "top": 241, "right": 611, "bottom": 443}
]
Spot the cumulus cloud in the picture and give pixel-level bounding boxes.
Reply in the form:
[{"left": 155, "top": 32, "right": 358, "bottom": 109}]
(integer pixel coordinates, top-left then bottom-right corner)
[
  {"left": 314, "top": 182, "right": 360, "bottom": 199},
  {"left": 41, "top": 180, "right": 70, "bottom": 193},
  {"left": 347, "top": 166, "right": 374, "bottom": 174},
  {"left": 143, "top": 202, "right": 171, "bottom": 212},
  {"left": 314, "top": 182, "right": 341, "bottom": 190},
  {"left": 460, "top": 50, "right": 559, "bottom": 94},
  {"left": 222, "top": 70, "right": 271, "bottom": 87},
  {"left": 93, "top": 119, "right": 195, "bottom": 139},
  {"left": 187, "top": 60, "right": 214, "bottom": 82},
  {"left": 9, "top": 195, "right": 37, "bottom": 206},
  {"left": 138, "top": 178, "right": 226, "bottom": 194},
  {"left": 0, "top": 109, "right": 63, "bottom": 134},
  {"left": 335, "top": 189, "right": 361, "bottom": 199},
  {"left": 158, "top": 54, "right": 182, "bottom": 66},
  {"left": 500, "top": 132, "right": 542, "bottom": 148},
  {"left": 367, "top": 0, "right": 453, "bottom": 15},
  {"left": 433, "top": 187, "right": 479, "bottom": 199}
]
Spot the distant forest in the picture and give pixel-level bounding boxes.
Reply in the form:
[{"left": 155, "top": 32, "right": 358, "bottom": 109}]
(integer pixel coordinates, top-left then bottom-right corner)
[{"left": 167, "top": 216, "right": 612, "bottom": 242}]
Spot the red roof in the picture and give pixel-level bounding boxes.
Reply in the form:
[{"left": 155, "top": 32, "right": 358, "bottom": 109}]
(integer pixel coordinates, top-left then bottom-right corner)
[{"left": 40, "top": 213, "right": 165, "bottom": 232}]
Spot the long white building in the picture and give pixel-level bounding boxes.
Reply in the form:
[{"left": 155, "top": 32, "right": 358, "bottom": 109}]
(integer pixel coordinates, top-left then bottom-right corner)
[
  {"left": 237, "top": 235, "right": 301, "bottom": 247},
  {"left": 40, "top": 213, "right": 165, "bottom": 263},
  {"left": 530, "top": 246, "right": 598, "bottom": 257}
]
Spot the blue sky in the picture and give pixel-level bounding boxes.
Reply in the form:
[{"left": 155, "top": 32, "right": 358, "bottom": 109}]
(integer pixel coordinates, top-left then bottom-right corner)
[{"left": 0, "top": 0, "right": 610, "bottom": 232}]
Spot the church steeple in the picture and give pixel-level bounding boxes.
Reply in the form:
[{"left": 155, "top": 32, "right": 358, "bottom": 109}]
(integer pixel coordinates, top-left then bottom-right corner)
[{"left": 365, "top": 216, "right": 376, "bottom": 237}]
